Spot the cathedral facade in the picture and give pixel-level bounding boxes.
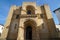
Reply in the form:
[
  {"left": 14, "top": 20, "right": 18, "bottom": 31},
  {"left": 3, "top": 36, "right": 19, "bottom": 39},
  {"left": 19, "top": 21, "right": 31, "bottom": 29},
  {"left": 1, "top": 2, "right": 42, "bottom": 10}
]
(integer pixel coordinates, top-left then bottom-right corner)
[{"left": 0, "top": 2, "right": 57, "bottom": 40}]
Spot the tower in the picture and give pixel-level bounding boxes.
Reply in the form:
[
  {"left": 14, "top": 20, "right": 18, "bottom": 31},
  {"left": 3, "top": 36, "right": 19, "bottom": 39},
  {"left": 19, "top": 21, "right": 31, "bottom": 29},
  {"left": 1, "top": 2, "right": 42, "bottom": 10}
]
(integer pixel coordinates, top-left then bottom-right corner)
[{"left": 1, "top": 2, "right": 57, "bottom": 40}]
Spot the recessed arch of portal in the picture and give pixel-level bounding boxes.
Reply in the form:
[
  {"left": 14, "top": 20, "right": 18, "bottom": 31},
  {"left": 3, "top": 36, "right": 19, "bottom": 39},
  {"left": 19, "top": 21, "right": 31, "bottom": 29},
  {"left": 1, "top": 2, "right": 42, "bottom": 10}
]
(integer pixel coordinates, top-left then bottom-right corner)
[
  {"left": 24, "top": 19, "right": 37, "bottom": 40},
  {"left": 24, "top": 19, "right": 37, "bottom": 28}
]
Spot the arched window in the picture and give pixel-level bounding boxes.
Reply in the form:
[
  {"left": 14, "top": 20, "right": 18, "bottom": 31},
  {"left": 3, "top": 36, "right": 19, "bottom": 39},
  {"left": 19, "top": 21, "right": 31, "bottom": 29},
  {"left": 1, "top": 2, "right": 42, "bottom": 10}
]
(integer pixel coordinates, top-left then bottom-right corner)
[
  {"left": 14, "top": 24, "right": 17, "bottom": 29},
  {"left": 16, "top": 15, "right": 19, "bottom": 19},
  {"left": 27, "top": 10, "right": 31, "bottom": 14},
  {"left": 26, "top": 5, "right": 35, "bottom": 14}
]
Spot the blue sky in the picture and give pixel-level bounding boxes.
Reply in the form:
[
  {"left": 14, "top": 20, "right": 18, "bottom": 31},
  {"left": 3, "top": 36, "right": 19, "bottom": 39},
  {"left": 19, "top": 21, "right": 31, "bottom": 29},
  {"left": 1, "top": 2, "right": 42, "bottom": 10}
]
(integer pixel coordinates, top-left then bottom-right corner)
[{"left": 0, "top": 0, "right": 60, "bottom": 25}]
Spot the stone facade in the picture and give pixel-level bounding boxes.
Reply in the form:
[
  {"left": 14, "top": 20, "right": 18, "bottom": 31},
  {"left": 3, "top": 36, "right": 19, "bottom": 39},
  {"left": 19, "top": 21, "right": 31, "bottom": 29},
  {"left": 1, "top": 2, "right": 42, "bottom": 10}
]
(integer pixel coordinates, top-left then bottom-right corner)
[{"left": 0, "top": 2, "right": 57, "bottom": 40}]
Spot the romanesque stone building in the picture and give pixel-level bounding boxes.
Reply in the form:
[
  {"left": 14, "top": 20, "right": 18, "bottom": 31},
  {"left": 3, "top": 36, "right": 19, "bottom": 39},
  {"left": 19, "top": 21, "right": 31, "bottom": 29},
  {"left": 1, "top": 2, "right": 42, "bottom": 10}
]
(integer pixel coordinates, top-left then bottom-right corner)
[{"left": 0, "top": 2, "right": 57, "bottom": 40}]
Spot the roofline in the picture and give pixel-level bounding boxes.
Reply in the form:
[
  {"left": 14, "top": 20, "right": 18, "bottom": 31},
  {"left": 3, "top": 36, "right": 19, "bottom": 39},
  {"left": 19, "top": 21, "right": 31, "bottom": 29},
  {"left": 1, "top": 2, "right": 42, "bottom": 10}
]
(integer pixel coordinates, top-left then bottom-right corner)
[
  {"left": 53, "top": 8, "right": 60, "bottom": 13},
  {"left": 0, "top": 24, "right": 4, "bottom": 26}
]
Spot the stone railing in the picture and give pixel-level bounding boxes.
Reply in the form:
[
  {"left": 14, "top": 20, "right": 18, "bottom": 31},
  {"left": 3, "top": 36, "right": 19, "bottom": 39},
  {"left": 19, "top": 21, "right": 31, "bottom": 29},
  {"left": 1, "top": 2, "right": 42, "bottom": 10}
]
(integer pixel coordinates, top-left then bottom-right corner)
[{"left": 20, "top": 14, "right": 38, "bottom": 18}]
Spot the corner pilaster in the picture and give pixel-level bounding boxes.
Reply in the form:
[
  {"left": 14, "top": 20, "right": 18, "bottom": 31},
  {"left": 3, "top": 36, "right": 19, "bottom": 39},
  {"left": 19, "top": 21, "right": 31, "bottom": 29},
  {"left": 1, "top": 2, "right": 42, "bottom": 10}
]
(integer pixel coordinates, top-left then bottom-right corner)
[{"left": 0, "top": 5, "right": 16, "bottom": 39}]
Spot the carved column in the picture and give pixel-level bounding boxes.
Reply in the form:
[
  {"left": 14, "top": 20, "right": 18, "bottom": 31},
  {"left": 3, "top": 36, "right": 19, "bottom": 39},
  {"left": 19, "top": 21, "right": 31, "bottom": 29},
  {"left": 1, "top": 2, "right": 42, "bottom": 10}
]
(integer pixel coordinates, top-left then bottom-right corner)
[
  {"left": 36, "top": 27, "right": 40, "bottom": 40},
  {"left": 17, "top": 26, "right": 24, "bottom": 40}
]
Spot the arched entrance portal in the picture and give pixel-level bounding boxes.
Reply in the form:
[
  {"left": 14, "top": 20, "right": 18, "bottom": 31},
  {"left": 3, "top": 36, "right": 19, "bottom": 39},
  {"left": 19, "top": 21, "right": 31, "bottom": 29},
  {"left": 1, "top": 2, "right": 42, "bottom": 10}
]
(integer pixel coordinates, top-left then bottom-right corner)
[
  {"left": 24, "top": 19, "right": 37, "bottom": 40},
  {"left": 26, "top": 26, "right": 32, "bottom": 40}
]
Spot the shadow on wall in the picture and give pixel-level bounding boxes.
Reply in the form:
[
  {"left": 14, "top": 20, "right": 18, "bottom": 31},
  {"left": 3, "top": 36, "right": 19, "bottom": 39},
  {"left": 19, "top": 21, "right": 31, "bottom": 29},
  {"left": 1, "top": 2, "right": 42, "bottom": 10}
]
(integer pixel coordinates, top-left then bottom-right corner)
[
  {"left": 0, "top": 33, "right": 1, "bottom": 37},
  {"left": 47, "top": 18, "right": 59, "bottom": 38}
]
